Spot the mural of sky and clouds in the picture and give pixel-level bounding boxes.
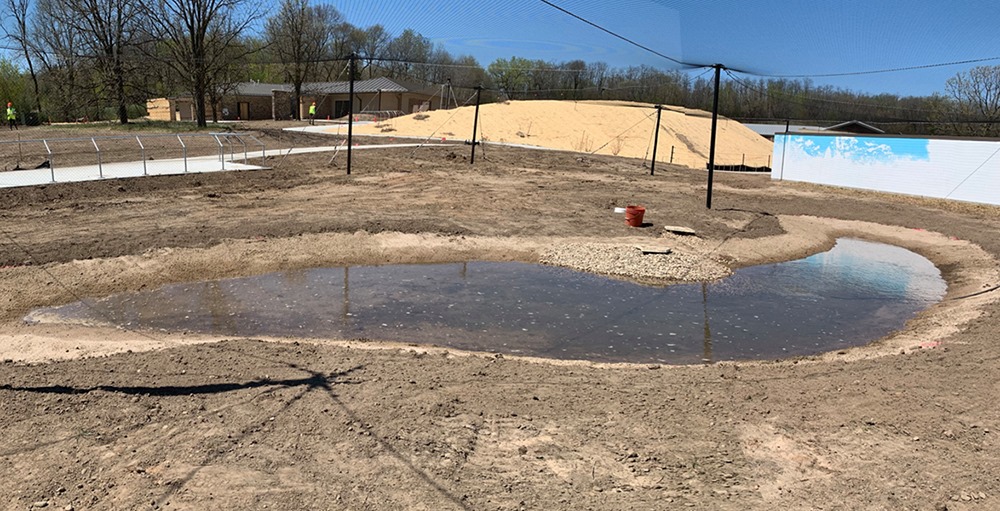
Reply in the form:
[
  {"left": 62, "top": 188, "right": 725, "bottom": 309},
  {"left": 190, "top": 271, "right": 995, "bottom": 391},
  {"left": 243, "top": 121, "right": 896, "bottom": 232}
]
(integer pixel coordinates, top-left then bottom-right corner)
[{"left": 773, "top": 134, "right": 1000, "bottom": 205}]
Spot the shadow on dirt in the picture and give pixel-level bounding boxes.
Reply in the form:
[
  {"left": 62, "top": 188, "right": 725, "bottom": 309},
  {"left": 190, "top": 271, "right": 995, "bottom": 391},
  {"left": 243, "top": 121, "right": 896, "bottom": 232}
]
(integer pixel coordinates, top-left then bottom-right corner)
[{"left": 0, "top": 366, "right": 363, "bottom": 396}]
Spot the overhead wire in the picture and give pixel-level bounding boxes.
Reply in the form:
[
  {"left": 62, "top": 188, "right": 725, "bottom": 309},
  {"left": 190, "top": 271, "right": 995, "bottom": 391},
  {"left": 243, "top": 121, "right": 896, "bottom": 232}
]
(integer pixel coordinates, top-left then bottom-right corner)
[
  {"left": 724, "top": 69, "right": 950, "bottom": 119},
  {"left": 589, "top": 108, "right": 658, "bottom": 156},
  {"left": 407, "top": 88, "right": 480, "bottom": 157},
  {"left": 751, "top": 55, "right": 1000, "bottom": 79},
  {"left": 538, "top": 0, "right": 705, "bottom": 69}
]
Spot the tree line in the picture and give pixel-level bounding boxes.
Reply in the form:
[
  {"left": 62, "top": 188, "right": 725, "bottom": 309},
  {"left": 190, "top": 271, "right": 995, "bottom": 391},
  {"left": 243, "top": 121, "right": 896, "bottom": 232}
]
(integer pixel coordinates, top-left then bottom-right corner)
[{"left": 2, "top": 0, "right": 999, "bottom": 135}]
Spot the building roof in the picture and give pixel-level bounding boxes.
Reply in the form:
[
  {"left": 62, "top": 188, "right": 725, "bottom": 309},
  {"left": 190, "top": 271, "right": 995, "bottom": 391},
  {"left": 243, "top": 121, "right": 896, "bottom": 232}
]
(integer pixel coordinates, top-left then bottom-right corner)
[
  {"left": 218, "top": 78, "right": 426, "bottom": 98},
  {"left": 822, "top": 120, "right": 885, "bottom": 134},
  {"left": 744, "top": 120, "right": 885, "bottom": 138},
  {"left": 300, "top": 77, "right": 417, "bottom": 95},
  {"left": 744, "top": 123, "right": 824, "bottom": 137},
  {"left": 230, "top": 82, "right": 290, "bottom": 96}
]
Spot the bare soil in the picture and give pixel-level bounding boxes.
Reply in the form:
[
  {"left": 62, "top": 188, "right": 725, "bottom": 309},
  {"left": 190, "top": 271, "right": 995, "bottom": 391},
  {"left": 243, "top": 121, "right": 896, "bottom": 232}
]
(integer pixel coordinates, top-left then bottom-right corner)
[{"left": 1, "top": 123, "right": 1000, "bottom": 510}]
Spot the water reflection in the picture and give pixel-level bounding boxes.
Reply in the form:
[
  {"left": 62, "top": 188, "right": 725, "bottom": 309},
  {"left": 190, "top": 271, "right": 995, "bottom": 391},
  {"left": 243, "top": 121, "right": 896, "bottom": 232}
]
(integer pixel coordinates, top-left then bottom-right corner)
[{"left": 26, "top": 239, "right": 946, "bottom": 364}]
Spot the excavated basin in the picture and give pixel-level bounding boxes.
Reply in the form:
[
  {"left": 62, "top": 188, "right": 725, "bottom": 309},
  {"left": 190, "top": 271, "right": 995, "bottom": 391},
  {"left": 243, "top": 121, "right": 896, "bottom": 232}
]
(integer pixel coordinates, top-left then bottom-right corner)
[{"left": 26, "top": 238, "right": 946, "bottom": 364}]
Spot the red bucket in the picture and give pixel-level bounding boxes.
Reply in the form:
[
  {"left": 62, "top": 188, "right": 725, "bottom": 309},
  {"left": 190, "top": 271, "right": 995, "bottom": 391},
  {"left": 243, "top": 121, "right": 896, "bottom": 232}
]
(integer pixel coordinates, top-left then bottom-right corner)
[{"left": 625, "top": 205, "right": 645, "bottom": 227}]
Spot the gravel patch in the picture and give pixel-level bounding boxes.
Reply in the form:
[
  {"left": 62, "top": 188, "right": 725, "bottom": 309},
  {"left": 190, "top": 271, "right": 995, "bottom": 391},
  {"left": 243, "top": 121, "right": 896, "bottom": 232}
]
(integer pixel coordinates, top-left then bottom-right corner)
[{"left": 540, "top": 243, "right": 732, "bottom": 282}]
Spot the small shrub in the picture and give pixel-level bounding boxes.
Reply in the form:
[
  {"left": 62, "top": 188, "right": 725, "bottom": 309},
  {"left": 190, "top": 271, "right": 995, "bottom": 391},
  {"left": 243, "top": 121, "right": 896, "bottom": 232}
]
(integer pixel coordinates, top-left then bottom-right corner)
[
  {"left": 610, "top": 136, "right": 625, "bottom": 156},
  {"left": 573, "top": 131, "right": 593, "bottom": 152}
]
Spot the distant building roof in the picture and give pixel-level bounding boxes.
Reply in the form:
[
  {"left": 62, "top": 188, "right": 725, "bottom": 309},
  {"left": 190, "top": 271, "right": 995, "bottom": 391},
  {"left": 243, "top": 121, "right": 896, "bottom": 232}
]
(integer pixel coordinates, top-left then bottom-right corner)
[
  {"left": 220, "top": 78, "right": 428, "bottom": 98},
  {"left": 230, "top": 82, "right": 290, "bottom": 96},
  {"left": 301, "top": 77, "right": 417, "bottom": 94},
  {"left": 744, "top": 120, "right": 885, "bottom": 138},
  {"left": 744, "top": 123, "right": 824, "bottom": 138},
  {"left": 822, "top": 120, "right": 885, "bottom": 134}
]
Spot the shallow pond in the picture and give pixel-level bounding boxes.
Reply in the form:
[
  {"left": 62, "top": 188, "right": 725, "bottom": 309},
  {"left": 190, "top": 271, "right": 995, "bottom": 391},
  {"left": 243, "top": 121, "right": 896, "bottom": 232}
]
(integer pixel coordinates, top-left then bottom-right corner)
[{"left": 26, "top": 238, "right": 946, "bottom": 364}]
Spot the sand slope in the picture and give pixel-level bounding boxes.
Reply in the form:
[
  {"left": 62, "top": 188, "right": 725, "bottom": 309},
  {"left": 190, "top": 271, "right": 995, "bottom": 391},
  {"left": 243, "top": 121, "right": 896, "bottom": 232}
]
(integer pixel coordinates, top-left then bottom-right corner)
[{"left": 350, "top": 100, "right": 773, "bottom": 169}]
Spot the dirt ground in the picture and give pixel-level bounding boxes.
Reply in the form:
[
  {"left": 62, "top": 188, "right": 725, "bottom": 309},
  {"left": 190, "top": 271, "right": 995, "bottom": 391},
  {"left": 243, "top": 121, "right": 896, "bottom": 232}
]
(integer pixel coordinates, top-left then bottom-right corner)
[{"left": 1, "top": 122, "right": 1000, "bottom": 510}]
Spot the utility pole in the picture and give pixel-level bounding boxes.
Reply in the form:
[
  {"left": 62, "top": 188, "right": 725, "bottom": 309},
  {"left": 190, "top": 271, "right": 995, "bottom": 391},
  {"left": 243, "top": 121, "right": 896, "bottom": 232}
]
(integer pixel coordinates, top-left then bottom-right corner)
[
  {"left": 706, "top": 64, "right": 723, "bottom": 209},
  {"left": 347, "top": 53, "right": 355, "bottom": 175}
]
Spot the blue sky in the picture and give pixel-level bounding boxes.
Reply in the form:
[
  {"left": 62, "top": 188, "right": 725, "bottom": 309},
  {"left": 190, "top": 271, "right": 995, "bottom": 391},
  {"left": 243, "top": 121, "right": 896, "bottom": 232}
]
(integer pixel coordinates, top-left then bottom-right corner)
[
  {"left": 330, "top": 0, "right": 1000, "bottom": 97},
  {"left": 2, "top": 0, "right": 997, "bottom": 97}
]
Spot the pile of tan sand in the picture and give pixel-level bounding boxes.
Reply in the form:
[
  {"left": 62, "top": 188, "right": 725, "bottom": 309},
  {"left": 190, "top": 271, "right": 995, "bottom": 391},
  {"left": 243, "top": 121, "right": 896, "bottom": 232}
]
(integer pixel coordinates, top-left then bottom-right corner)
[{"left": 343, "top": 100, "right": 773, "bottom": 169}]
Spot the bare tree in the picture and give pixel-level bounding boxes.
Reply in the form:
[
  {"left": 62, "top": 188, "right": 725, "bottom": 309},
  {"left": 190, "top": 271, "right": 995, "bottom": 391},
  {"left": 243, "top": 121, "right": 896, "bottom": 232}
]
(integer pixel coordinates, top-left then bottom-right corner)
[
  {"left": 265, "top": 0, "right": 339, "bottom": 120},
  {"left": 945, "top": 65, "right": 1000, "bottom": 137},
  {"left": 3, "top": 0, "right": 42, "bottom": 116},
  {"left": 145, "top": 0, "right": 260, "bottom": 127},
  {"left": 357, "top": 24, "right": 390, "bottom": 78},
  {"left": 383, "top": 29, "right": 431, "bottom": 80},
  {"left": 32, "top": 0, "right": 89, "bottom": 121},
  {"left": 37, "top": 0, "right": 145, "bottom": 124}
]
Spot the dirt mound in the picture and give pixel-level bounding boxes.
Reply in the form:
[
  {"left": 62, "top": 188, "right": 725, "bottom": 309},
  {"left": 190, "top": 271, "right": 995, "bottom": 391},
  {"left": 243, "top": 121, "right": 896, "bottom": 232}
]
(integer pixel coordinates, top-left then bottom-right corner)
[{"left": 351, "top": 100, "right": 773, "bottom": 169}]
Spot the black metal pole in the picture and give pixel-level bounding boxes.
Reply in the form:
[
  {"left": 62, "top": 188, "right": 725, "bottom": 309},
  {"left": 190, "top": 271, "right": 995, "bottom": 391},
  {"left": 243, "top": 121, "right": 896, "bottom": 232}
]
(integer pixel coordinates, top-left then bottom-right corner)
[
  {"left": 650, "top": 104, "right": 662, "bottom": 175},
  {"left": 706, "top": 64, "right": 722, "bottom": 209},
  {"left": 347, "top": 53, "right": 355, "bottom": 175},
  {"left": 470, "top": 86, "right": 482, "bottom": 164},
  {"left": 778, "top": 119, "right": 790, "bottom": 180}
]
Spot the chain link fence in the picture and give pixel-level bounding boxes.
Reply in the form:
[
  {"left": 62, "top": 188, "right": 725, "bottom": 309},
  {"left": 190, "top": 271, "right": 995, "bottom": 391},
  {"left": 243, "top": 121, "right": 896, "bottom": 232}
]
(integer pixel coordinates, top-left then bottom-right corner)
[{"left": 0, "top": 133, "right": 266, "bottom": 188}]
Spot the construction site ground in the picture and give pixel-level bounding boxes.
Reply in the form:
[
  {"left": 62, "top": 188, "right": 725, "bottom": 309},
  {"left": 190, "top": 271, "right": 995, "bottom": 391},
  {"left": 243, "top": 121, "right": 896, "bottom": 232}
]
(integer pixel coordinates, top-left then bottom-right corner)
[{"left": 1, "top": 121, "right": 999, "bottom": 510}]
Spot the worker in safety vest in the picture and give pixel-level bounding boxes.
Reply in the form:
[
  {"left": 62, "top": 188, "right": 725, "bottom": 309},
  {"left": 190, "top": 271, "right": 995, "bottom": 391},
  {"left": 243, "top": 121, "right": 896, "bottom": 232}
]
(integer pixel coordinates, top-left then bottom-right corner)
[
  {"left": 5, "top": 102, "right": 16, "bottom": 130},
  {"left": 308, "top": 101, "right": 317, "bottom": 125}
]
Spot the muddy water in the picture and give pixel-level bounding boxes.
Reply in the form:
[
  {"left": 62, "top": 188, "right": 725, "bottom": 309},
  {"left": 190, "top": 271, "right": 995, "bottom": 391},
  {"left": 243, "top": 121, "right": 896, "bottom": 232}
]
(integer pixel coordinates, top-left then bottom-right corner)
[{"left": 26, "top": 239, "right": 946, "bottom": 364}]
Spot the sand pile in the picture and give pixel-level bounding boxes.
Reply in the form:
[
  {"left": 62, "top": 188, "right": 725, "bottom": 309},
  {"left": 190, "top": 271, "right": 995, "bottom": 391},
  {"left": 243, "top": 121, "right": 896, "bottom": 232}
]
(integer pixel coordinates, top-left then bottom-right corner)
[{"left": 349, "top": 100, "right": 773, "bottom": 169}]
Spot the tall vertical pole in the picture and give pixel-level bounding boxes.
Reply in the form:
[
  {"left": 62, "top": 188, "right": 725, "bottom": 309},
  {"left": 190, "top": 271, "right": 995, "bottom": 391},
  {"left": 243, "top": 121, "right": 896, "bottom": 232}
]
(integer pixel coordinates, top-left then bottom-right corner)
[
  {"left": 347, "top": 53, "right": 355, "bottom": 175},
  {"left": 470, "top": 86, "right": 483, "bottom": 164},
  {"left": 778, "top": 119, "right": 790, "bottom": 180},
  {"left": 706, "top": 64, "right": 722, "bottom": 209},
  {"left": 650, "top": 104, "right": 663, "bottom": 175}
]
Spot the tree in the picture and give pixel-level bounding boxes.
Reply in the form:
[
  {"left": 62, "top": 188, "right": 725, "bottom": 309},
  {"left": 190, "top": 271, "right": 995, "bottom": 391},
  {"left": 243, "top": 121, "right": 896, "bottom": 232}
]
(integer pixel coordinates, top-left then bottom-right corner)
[
  {"left": 487, "top": 57, "right": 532, "bottom": 100},
  {"left": 3, "top": 0, "right": 42, "bottom": 115},
  {"left": 0, "top": 58, "right": 28, "bottom": 109},
  {"left": 49, "top": 0, "right": 144, "bottom": 124},
  {"left": 560, "top": 60, "right": 588, "bottom": 99},
  {"left": 383, "top": 29, "right": 432, "bottom": 80},
  {"left": 31, "top": 0, "right": 87, "bottom": 121},
  {"left": 945, "top": 65, "right": 1000, "bottom": 137},
  {"left": 438, "top": 54, "right": 487, "bottom": 92},
  {"left": 265, "top": 0, "right": 340, "bottom": 120},
  {"left": 357, "top": 24, "right": 390, "bottom": 78},
  {"left": 145, "top": 0, "right": 259, "bottom": 127}
]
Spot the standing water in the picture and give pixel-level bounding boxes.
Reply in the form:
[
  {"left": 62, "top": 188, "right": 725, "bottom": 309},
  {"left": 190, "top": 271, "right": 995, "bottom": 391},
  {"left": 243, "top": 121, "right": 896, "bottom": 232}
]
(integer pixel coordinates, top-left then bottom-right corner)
[{"left": 26, "top": 239, "right": 946, "bottom": 364}]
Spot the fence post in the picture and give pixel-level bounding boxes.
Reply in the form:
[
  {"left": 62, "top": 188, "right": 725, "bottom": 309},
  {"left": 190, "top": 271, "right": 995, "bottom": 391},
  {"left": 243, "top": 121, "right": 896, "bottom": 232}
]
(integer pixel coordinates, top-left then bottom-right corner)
[
  {"left": 650, "top": 104, "right": 663, "bottom": 176},
  {"left": 92, "top": 137, "right": 103, "bottom": 178},
  {"left": 136, "top": 136, "right": 147, "bottom": 176},
  {"left": 41, "top": 139, "right": 54, "bottom": 182},
  {"left": 670, "top": 145, "right": 674, "bottom": 164},
  {"left": 213, "top": 134, "right": 225, "bottom": 171},
  {"left": 347, "top": 53, "right": 355, "bottom": 175},
  {"left": 239, "top": 136, "right": 248, "bottom": 163},
  {"left": 177, "top": 135, "right": 187, "bottom": 173}
]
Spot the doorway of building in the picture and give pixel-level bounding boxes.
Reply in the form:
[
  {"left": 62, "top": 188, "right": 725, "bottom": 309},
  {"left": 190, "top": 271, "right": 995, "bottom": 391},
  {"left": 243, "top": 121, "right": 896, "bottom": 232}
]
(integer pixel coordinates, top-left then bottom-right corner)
[{"left": 334, "top": 100, "right": 352, "bottom": 119}]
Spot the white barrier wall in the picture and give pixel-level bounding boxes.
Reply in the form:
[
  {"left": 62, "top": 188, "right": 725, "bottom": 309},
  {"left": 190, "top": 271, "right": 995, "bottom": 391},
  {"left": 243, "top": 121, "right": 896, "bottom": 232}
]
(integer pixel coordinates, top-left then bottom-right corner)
[{"left": 771, "top": 133, "right": 1000, "bottom": 206}]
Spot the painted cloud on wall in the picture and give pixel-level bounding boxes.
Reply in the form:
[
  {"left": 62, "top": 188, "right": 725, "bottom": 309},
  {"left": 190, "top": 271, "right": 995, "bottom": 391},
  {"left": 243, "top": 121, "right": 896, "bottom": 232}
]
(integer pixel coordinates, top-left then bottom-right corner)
[{"left": 790, "top": 135, "right": 930, "bottom": 164}]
